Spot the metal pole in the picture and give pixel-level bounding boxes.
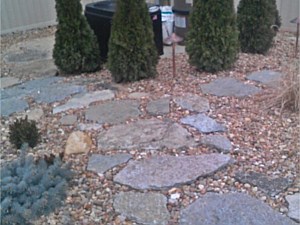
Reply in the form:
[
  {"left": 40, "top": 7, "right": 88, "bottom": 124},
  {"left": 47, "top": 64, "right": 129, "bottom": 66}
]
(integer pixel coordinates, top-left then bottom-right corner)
[
  {"left": 296, "top": 22, "right": 299, "bottom": 57},
  {"left": 172, "top": 42, "right": 176, "bottom": 77}
]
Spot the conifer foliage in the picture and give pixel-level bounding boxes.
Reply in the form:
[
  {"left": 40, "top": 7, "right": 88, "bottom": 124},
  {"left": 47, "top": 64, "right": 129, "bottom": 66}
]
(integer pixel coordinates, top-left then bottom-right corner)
[
  {"left": 186, "top": 0, "right": 239, "bottom": 72},
  {"left": 108, "top": 0, "right": 158, "bottom": 83},
  {"left": 237, "top": 0, "right": 279, "bottom": 54},
  {"left": 53, "top": 0, "right": 100, "bottom": 74}
]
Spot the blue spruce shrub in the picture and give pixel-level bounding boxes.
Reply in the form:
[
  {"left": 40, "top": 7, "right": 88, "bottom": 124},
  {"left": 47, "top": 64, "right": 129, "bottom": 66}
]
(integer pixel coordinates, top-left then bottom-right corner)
[{"left": 0, "top": 145, "right": 73, "bottom": 225}]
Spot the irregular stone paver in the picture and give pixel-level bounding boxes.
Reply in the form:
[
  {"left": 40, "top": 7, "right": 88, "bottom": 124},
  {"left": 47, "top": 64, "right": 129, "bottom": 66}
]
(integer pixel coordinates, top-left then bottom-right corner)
[
  {"left": 0, "top": 77, "right": 20, "bottom": 89},
  {"left": 114, "top": 192, "right": 170, "bottom": 225},
  {"left": 247, "top": 70, "right": 283, "bottom": 87},
  {"left": 201, "top": 135, "right": 232, "bottom": 153},
  {"left": 200, "top": 77, "right": 261, "bottom": 97},
  {"left": 77, "top": 123, "right": 103, "bottom": 131},
  {"left": 179, "top": 192, "right": 297, "bottom": 225},
  {"left": 85, "top": 100, "right": 140, "bottom": 124},
  {"left": 128, "top": 92, "right": 149, "bottom": 99},
  {"left": 114, "top": 154, "right": 231, "bottom": 190},
  {"left": 53, "top": 90, "right": 115, "bottom": 114},
  {"left": 1, "top": 97, "right": 29, "bottom": 117},
  {"left": 97, "top": 118, "right": 197, "bottom": 150},
  {"left": 286, "top": 193, "right": 300, "bottom": 222},
  {"left": 60, "top": 115, "right": 77, "bottom": 125},
  {"left": 146, "top": 97, "right": 170, "bottom": 115},
  {"left": 235, "top": 171, "right": 293, "bottom": 196},
  {"left": 181, "top": 113, "right": 226, "bottom": 133},
  {"left": 173, "top": 93, "right": 210, "bottom": 112},
  {"left": 87, "top": 154, "right": 132, "bottom": 174},
  {"left": 24, "top": 108, "right": 44, "bottom": 121}
]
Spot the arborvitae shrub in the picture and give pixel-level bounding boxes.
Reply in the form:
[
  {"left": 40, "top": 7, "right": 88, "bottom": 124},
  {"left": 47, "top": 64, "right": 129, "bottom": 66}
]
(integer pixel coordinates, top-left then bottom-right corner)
[
  {"left": 108, "top": 0, "right": 158, "bottom": 83},
  {"left": 186, "top": 0, "right": 239, "bottom": 73},
  {"left": 237, "top": 0, "right": 278, "bottom": 54},
  {"left": 9, "top": 116, "right": 41, "bottom": 149},
  {"left": 53, "top": 0, "right": 101, "bottom": 74},
  {"left": 0, "top": 145, "right": 73, "bottom": 225}
]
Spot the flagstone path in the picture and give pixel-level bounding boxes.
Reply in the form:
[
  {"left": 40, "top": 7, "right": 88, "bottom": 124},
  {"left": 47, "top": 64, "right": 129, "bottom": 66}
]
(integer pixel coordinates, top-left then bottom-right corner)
[{"left": 1, "top": 64, "right": 298, "bottom": 224}]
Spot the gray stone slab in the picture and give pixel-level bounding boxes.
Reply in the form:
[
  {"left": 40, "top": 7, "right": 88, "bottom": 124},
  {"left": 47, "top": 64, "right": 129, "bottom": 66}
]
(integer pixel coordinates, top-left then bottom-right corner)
[
  {"left": 0, "top": 77, "right": 20, "bottom": 89},
  {"left": 128, "top": 92, "right": 149, "bottom": 99},
  {"left": 114, "top": 154, "right": 231, "bottom": 190},
  {"left": 1, "top": 97, "right": 29, "bottom": 117},
  {"left": 200, "top": 77, "right": 261, "bottom": 97},
  {"left": 97, "top": 118, "right": 197, "bottom": 150},
  {"left": 85, "top": 100, "right": 141, "bottom": 124},
  {"left": 235, "top": 172, "right": 293, "bottom": 196},
  {"left": 181, "top": 113, "right": 226, "bottom": 133},
  {"left": 179, "top": 192, "right": 297, "bottom": 225},
  {"left": 114, "top": 192, "right": 170, "bottom": 225},
  {"left": 146, "top": 97, "right": 170, "bottom": 115},
  {"left": 286, "top": 193, "right": 300, "bottom": 222},
  {"left": 247, "top": 70, "right": 283, "bottom": 87},
  {"left": 60, "top": 115, "right": 77, "bottom": 125},
  {"left": 87, "top": 154, "right": 132, "bottom": 174},
  {"left": 201, "top": 135, "right": 232, "bottom": 153},
  {"left": 53, "top": 90, "right": 115, "bottom": 114},
  {"left": 77, "top": 123, "right": 103, "bottom": 131},
  {"left": 173, "top": 94, "right": 210, "bottom": 112}
]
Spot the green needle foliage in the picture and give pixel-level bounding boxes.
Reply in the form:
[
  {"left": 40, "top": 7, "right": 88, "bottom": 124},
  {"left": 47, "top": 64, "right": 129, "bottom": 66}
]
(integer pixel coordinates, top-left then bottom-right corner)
[
  {"left": 53, "top": 0, "right": 101, "bottom": 74},
  {"left": 186, "top": 0, "right": 239, "bottom": 73},
  {"left": 108, "top": 0, "right": 158, "bottom": 83},
  {"left": 237, "top": 0, "right": 279, "bottom": 54}
]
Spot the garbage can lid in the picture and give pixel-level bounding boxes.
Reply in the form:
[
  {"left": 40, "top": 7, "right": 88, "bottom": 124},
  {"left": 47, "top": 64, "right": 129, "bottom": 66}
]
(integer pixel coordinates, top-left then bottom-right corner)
[{"left": 149, "top": 6, "right": 159, "bottom": 13}]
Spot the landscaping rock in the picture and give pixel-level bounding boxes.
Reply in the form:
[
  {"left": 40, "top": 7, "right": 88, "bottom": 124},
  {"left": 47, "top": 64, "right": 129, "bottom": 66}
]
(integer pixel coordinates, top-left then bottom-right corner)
[
  {"left": 286, "top": 193, "right": 300, "bottom": 222},
  {"left": 53, "top": 90, "right": 115, "bottom": 114},
  {"left": 235, "top": 171, "right": 293, "bottom": 196},
  {"left": 181, "top": 113, "right": 226, "bottom": 133},
  {"left": 114, "top": 154, "right": 231, "bottom": 190},
  {"left": 60, "top": 115, "right": 77, "bottom": 125},
  {"left": 85, "top": 100, "right": 140, "bottom": 124},
  {"left": 173, "top": 93, "right": 210, "bottom": 112},
  {"left": 146, "top": 97, "right": 170, "bottom": 115},
  {"left": 1, "top": 97, "right": 29, "bottom": 117},
  {"left": 200, "top": 77, "right": 261, "bottom": 97},
  {"left": 97, "top": 118, "right": 197, "bottom": 150},
  {"left": 0, "top": 77, "right": 20, "bottom": 88},
  {"left": 128, "top": 92, "right": 149, "bottom": 99},
  {"left": 25, "top": 108, "right": 44, "bottom": 121},
  {"left": 65, "top": 131, "right": 92, "bottom": 155},
  {"left": 201, "top": 135, "right": 232, "bottom": 153},
  {"left": 114, "top": 192, "right": 170, "bottom": 225},
  {"left": 247, "top": 70, "right": 283, "bottom": 87},
  {"left": 179, "top": 192, "right": 297, "bottom": 225},
  {"left": 77, "top": 123, "right": 103, "bottom": 131},
  {"left": 87, "top": 154, "right": 132, "bottom": 174}
]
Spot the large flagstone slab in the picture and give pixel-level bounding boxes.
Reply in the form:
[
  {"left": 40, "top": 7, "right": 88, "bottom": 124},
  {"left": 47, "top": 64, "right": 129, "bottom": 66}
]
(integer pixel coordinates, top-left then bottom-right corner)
[
  {"left": 114, "top": 192, "right": 170, "bottom": 225},
  {"left": 114, "top": 154, "right": 231, "bottom": 190},
  {"left": 173, "top": 93, "right": 210, "bottom": 112},
  {"left": 200, "top": 77, "right": 261, "bottom": 97},
  {"left": 1, "top": 97, "right": 29, "bottom": 117},
  {"left": 97, "top": 118, "right": 197, "bottom": 150},
  {"left": 85, "top": 100, "right": 140, "bottom": 124},
  {"left": 247, "top": 70, "right": 283, "bottom": 87},
  {"left": 179, "top": 192, "right": 297, "bottom": 225}
]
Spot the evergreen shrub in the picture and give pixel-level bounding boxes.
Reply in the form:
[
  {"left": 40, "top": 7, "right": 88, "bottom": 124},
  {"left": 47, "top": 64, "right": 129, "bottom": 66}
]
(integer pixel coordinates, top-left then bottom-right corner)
[
  {"left": 9, "top": 116, "right": 41, "bottom": 149},
  {"left": 53, "top": 0, "right": 101, "bottom": 74},
  {"left": 186, "top": 0, "right": 239, "bottom": 72},
  {"left": 108, "top": 0, "right": 158, "bottom": 83},
  {"left": 237, "top": 0, "right": 279, "bottom": 54},
  {"left": 0, "top": 145, "right": 73, "bottom": 225}
]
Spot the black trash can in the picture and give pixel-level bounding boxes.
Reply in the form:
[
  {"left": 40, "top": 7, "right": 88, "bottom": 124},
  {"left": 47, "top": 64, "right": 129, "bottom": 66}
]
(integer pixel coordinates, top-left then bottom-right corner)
[{"left": 85, "top": 1, "right": 163, "bottom": 60}]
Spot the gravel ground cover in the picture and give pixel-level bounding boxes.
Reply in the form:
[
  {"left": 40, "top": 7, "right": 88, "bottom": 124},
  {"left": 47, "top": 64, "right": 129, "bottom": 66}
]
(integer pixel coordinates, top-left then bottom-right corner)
[{"left": 1, "top": 27, "right": 299, "bottom": 224}]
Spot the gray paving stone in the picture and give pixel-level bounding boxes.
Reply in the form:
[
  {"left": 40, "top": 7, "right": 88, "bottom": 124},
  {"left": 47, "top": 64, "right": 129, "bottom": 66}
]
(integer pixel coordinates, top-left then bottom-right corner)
[
  {"left": 173, "top": 93, "right": 210, "bottom": 112},
  {"left": 235, "top": 171, "right": 293, "bottom": 196},
  {"left": 87, "top": 154, "right": 132, "bottom": 174},
  {"left": 0, "top": 77, "right": 20, "bottom": 89},
  {"left": 60, "top": 115, "right": 77, "bottom": 125},
  {"left": 200, "top": 77, "right": 261, "bottom": 97},
  {"left": 97, "top": 118, "right": 197, "bottom": 150},
  {"left": 247, "top": 70, "right": 283, "bottom": 87},
  {"left": 179, "top": 192, "right": 297, "bottom": 225},
  {"left": 146, "top": 97, "right": 170, "bottom": 115},
  {"left": 24, "top": 108, "right": 44, "bottom": 121},
  {"left": 128, "top": 92, "right": 149, "bottom": 99},
  {"left": 77, "top": 123, "right": 103, "bottom": 131},
  {"left": 286, "top": 193, "right": 300, "bottom": 222},
  {"left": 1, "top": 97, "right": 29, "bottom": 117},
  {"left": 85, "top": 100, "right": 141, "bottom": 124},
  {"left": 114, "top": 154, "right": 231, "bottom": 190},
  {"left": 114, "top": 192, "right": 170, "bottom": 225},
  {"left": 53, "top": 90, "right": 115, "bottom": 114},
  {"left": 181, "top": 113, "right": 226, "bottom": 133},
  {"left": 201, "top": 135, "right": 232, "bottom": 153}
]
